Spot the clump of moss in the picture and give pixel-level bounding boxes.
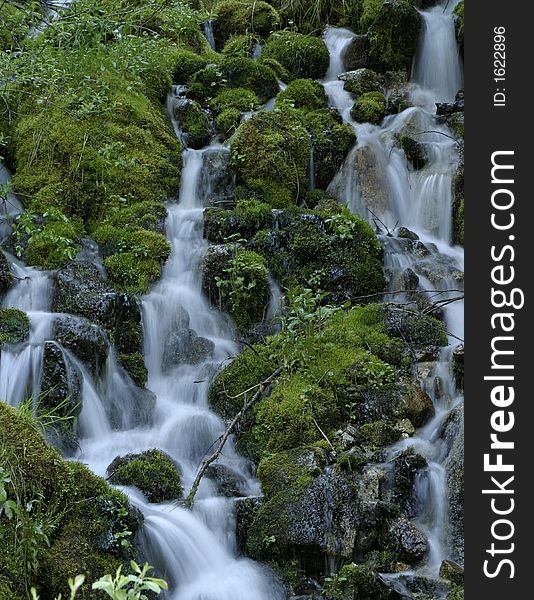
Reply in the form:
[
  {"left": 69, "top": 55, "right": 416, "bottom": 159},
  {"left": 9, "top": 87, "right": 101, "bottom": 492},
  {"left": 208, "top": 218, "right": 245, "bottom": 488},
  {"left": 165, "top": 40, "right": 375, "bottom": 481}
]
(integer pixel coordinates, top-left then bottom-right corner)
[
  {"left": 204, "top": 248, "right": 271, "bottom": 330},
  {"left": 26, "top": 217, "right": 81, "bottom": 270},
  {"left": 351, "top": 91, "right": 386, "bottom": 125},
  {"left": 204, "top": 199, "right": 272, "bottom": 243},
  {"left": 172, "top": 99, "right": 210, "bottom": 149},
  {"left": 366, "top": 0, "right": 422, "bottom": 72},
  {"left": 213, "top": 0, "right": 280, "bottom": 48},
  {"left": 303, "top": 109, "right": 356, "bottom": 189},
  {"left": 262, "top": 32, "right": 330, "bottom": 81},
  {"left": 231, "top": 111, "right": 310, "bottom": 204},
  {"left": 258, "top": 56, "right": 289, "bottom": 81},
  {"left": 172, "top": 50, "right": 210, "bottom": 84},
  {"left": 343, "top": 68, "right": 382, "bottom": 97},
  {"left": 107, "top": 449, "right": 183, "bottom": 503},
  {"left": 360, "top": 0, "right": 385, "bottom": 32},
  {"left": 0, "top": 308, "right": 30, "bottom": 345},
  {"left": 323, "top": 563, "right": 393, "bottom": 599},
  {"left": 0, "top": 403, "right": 137, "bottom": 598},
  {"left": 119, "top": 352, "right": 148, "bottom": 387},
  {"left": 276, "top": 79, "right": 327, "bottom": 111},
  {"left": 210, "top": 88, "right": 262, "bottom": 114},
  {"left": 216, "top": 109, "right": 242, "bottom": 139},
  {"left": 222, "top": 33, "right": 261, "bottom": 58}
]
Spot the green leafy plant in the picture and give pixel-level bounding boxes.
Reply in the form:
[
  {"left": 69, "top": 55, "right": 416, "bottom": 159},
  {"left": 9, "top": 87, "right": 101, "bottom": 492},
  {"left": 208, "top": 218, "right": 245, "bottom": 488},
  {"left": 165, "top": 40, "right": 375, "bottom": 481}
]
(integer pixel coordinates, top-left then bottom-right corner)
[{"left": 92, "top": 561, "right": 168, "bottom": 600}]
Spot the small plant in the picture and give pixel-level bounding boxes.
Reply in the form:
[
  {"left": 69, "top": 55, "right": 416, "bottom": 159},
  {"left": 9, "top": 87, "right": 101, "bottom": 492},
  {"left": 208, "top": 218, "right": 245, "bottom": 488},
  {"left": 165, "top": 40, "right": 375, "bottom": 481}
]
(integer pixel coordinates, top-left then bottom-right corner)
[{"left": 92, "top": 561, "right": 168, "bottom": 599}]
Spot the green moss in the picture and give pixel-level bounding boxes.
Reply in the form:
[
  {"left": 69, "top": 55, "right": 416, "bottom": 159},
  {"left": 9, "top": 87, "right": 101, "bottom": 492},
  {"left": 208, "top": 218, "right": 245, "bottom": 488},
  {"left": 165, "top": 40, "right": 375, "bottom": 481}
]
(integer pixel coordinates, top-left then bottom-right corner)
[
  {"left": 231, "top": 111, "right": 310, "bottom": 204},
  {"left": 119, "top": 352, "right": 148, "bottom": 387},
  {"left": 213, "top": 0, "right": 280, "bottom": 47},
  {"left": 360, "top": 0, "right": 384, "bottom": 32},
  {"left": 216, "top": 108, "right": 242, "bottom": 139},
  {"left": 0, "top": 403, "right": 136, "bottom": 598},
  {"left": 189, "top": 58, "right": 279, "bottom": 103},
  {"left": 262, "top": 32, "right": 330, "bottom": 81},
  {"left": 173, "top": 99, "right": 210, "bottom": 149},
  {"left": 350, "top": 91, "right": 386, "bottom": 125},
  {"left": 107, "top": 449, "right": 183, "bottom": 503},
  {"left": 210, "top": 88, "right": 262, "bottom": 113},
  {"left": 103, "top": 253, "right": 162, "bottom": 294},
  {"left": 209, "top": 249, "right": 271, "bottom": 329},
  {"left": 367, "top": 0, "right": 422, "bottom": 72},
  {"left": 26, "top": 217, "right": 80, "bottom": 270},
  {"left": 276, "top": 79, "right": 327, "bottom": 111},
  {"left": 455, "top": 198, "right": 464, "bottom": 245},
  {"left": 172, "top": 50, "right": 210, "bottom": 84},
  {"left": 343, "top": 68, "right": 382, "bottom": 97},
  {"left": 303, "top": 109, "right": 356, "bottom": 189},
  {"left": 204, "top": 199, "right": 272, "bottom": 243},
  {"left": 105, "top": 201, "right": 167, "bottom": 233},
  {"left": 222, "top": 33, "right": 261, "bottom": 58},
  {"left": 258, "top": 57, "right": 290, "bottom": 81},
  {"left": 0, "top": 308, "right": 30, "bottom": 346},
  {"left": 323, "top": 563, "right": 392, "bottom": 599},
  {"left": 360, "top": 420, "right": 400, "bottom": 448},
  {"left": 254, "top": 377, "right": 340, "bottom": 454},
  {"left": 386, "top": 307, "right": 448, "bottom": 349}
]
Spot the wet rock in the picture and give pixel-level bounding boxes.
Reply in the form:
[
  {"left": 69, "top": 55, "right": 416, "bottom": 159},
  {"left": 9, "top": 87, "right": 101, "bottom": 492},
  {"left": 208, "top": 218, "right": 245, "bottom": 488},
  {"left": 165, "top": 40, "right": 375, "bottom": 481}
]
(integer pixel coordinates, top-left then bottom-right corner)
[
  {"left": 343, "top": 35, "right": 369, "bottom": 71},
  {"left": 234, "top": 496, "right": 262, "bottom": 554},
  {"left": 392, "top": 450, "right": 428, "bottom": 517},
  {"left": 400, "top": 268, "right": 419, "bottom": 291},
  {"left": 436, "top": 90, "right": 464, "bottom": 115},
  {"left": 40, "top": 341, "right": 82, "bottom": 453},
  {"left": 107, "top": 449, "right": 183, "bottom": 503},
  {"left": 386, "top": 307, "right": 448, "bottom": 349},
  {"left": 172, "top": 98, "right": 211, "bottom": 150},
  {"left": 346, "top": 383, "right": 435, "bottom": 429},
  {"left": 452, "top": 344, "right": 464, "bottom": 391},
  {"left": 205, "top": 464, "right": 248, "bottom": 497},
  {"left": 0, "top": 250, "right": 13, "bottom": 294},
  {"left": 341, "top": 68, "right": 382, "bottom": 97},
  {"left": 399, "top": 573, "right": 451, "bottom": 599},
  {"left": 53, "top": 314, "right": 109, "bottom": 377},
  {"left": 400, "top": 135, "right": 428, "bottom": 170},
  {"left": 162, "top": 328, "right": 215, "bottom": 371},
  {"left": 382, "top": 518, "right": 428, "bottom": 565},
  {"left": 0, "top": 307, "right": 30, "bottom": 345},
  {"left": 397, "top": 227, "right": 419, "bottom": 241},
  {"left": 440, "top": 559, "right": 464, "bottom": 585},
  {"left": 201, "top": 147, "right": 235, "bottom": 207},
  {"left": 53, "top": 262, "right": 143, "bottom": 357},
  {"left": 441, "top": 404, "right": 464, "bottom": 564}
]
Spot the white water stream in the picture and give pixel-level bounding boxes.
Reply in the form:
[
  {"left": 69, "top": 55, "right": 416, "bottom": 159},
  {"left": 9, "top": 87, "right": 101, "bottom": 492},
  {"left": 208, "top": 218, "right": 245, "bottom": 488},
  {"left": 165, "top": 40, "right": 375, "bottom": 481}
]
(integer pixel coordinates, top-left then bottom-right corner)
[{"left": 323, "top": 0, "right": 464, "bottom": 577}]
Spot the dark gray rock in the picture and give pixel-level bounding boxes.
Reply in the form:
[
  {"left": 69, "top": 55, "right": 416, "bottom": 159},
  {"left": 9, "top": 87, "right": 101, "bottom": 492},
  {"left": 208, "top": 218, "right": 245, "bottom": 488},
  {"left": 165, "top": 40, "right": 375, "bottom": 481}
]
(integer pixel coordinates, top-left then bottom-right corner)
[
  {"left": 234, "top": 496, "right": 262, "bottom": 554},
  {"left": 439, "top": 559, "right": 464, "bottom": 585},
  {"left": 392, "top": 450, "right": 428, "bottom": 517},
  {"left": 382, "top": 518, "right": 428, "bottom": 565},
  {"left": 162, "top": 328, "right": 215, "bottom": 371},
  {"left": 205, "top": 464, "right": 248, "bottom": 497},
  {"left": 0, "top": 250, "right": 13, "bottom": 294},
  {"left": 343, "top": 35, "right": 369, "bottom": 71}
]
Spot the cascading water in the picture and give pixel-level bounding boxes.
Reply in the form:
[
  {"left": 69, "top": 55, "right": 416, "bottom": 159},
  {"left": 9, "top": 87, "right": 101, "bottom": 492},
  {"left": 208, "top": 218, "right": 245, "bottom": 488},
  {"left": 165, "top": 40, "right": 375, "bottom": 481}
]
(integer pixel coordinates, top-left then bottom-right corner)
[
  {"left": 203, "top": 20, "right": 217, "bottom": 51},
  {"left": 323, "top": 0, "right": 464, "bottom": 579}
]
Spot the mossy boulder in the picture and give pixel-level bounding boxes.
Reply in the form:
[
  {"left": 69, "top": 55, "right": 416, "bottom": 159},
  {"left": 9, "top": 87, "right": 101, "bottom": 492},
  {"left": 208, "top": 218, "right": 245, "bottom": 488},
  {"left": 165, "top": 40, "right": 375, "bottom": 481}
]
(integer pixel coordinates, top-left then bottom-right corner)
[
  {"left": 172, "top": 50, "right": 210, "bottom": 84},
  {"left": 323, "top": 563, "right": 403, "bottom": 600},
  {"left": 231, "top": 111, "right": 310, "bottom": 204},
  {"left": 189, "top": 58, "right": 279, "bottom": 104},
  {"left": 400, "top": 135, "right": 428, "bottom": 170},
  {"left": 0, "top": 403, "right": 140, "bottom": 599},
  {"left": 276, "top": 79, "right": 328, "bottom": 111},
  {"left": 213, "top": 1, "right": 280, "bottom": 48},
  {"left": 0, "top": 308, "right": 30, "bottom": 345},
  {"left": 210, "top": 88, "right": 262, "bottom": 114},
  {"left": 254, "top": 209, "right": 384, "bottom": 303},
  {"left": 342, "top": 68, "right": 382, "bottom": 97},
  {"left": 351, "top": 91, "right": 387, "bottom": 125},
  {"left": 303, "top": 110, "right": 356, "bottom": 189},
  {"left": 202, "top": 247, "right": 270, "bottom": 330},
  {"left": 262, "top": 32, "right": 330, "bottom": 81},
  {"left": 53, "top": 262, "right": 144, "bottom": 357},
  {"left": 380, "top": 517, "right": 428, "bottom": 565},
  {"left": 172, "top": 98, "right": 211, "bottom": 149},
  {"left": 343, "top": 35, "right": 371, "bottom": 71},
  {"left": 118, "top": 352, "right": 148, "bottom": 388},
  {"left": 221, "top": 33, "right": 261, "bottom": 58},
  {"left": 106, "top": 449, "right": 183, "bottom": 503},
  {"left": 0, "top": 251, "right": 13, "bottom": 294},
  {"left": 204, "top": 199, "right": 272, "bottom": 244},
  {"left": 366, "top": 0, "right": 423, "bottom": 73},
  {"left": 385, "top": 307, "right": 448, "bottom": 351}
]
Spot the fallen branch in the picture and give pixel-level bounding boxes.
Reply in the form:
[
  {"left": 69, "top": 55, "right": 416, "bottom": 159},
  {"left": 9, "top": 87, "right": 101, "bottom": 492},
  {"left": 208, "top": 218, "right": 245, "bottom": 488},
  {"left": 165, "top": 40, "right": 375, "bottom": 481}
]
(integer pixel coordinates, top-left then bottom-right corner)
[{"left": 184, "top": 368, "right": 282, "bottom": 507}]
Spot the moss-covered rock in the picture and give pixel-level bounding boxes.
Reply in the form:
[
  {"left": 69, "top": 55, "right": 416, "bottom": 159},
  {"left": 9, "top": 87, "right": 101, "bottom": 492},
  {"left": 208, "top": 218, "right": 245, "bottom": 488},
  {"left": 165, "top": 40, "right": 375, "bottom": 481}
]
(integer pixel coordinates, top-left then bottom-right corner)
[
  {"left": 385, "top": 307, "right": 448, "bottom": 350},
  {"left": 204, "top": 199, "right": 272, "bottom": 244},
  {"left": 202, "top": 247, "right": 270, "bottom": 330},
  {"left": 0, "top": 308, "right": 30, "bottom": 346},
  {"left": 343, "top": 68, "right": 382, "bottom": 97},
  {"left": 303, "top": 109, "right": 356, "bottom": 189},
  {"left": 262, "top": 32, "right": 330, "bottom": 81},
  {"left": 172, "top": 50, "right": 210, "bottom": 84},
  {"left": 350, "top": 91, "right": 386, "bottom": 124},
  {"left": 118, "top": 352, "right": 148, "bottom": 388},
  {"left": 323, "top": 563, "right": 402, "bottom": 599},
  {"left": 276, "top": 79, "right": 328, "bottom": 111},
  {"left": 366, "top": 0, "right": 422, "bottom": 73},
  {"left": 210, "top": 88, "right": 262, "bottom": 114},
  {"left": 0, "top": 403, "right": 140, "bottom": 598},
  {"left": 213, "top": 1, "right": 280, "bottom": 48},
  {"left": 221, "top": 33, "right": 261, "bottom": 58},
  {"left": 172, "top": 98, "right": 211, "bottom": 149},
  {"left": 231, "top": 111, "right": 310, "bottom": 204},
  {"left": 254, "top": 209, "right": 384, "bottom": 302},
  {"left": 106, "top": 449, "right": 183, "bottom": 503},
  {"left": 400, "top": 135, "right": 428, "bottom": 170}
]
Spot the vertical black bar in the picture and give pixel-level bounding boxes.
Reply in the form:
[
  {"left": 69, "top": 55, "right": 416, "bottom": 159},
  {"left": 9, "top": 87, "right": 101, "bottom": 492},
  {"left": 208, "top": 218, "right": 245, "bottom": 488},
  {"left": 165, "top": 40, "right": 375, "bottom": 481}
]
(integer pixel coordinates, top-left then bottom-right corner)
[{"left": 466, "top": 0, "right": 533, "bottom": 596}]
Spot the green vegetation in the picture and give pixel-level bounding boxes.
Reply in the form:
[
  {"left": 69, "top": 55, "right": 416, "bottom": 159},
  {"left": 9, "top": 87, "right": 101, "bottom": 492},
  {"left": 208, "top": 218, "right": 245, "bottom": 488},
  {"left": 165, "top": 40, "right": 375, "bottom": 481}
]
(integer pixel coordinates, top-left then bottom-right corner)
[
  {"left": 0, "top": 403, "right": 138, "bottom": 598},
  {"left": 0, "top": 308, "right": 30, "bottom": 345},
  {"left": 276, "top": 79, "right": 327, "bottom": 111},
  {"left": 262, "top": 32, "right": 330, "bottom": 80},
  {"left": 213, "top": 0, "right": 280, "bottom": 48},
  {"left": 107, "top": 450, "right": 183, "bottom": 503},
  {"left": 350, "top": 91, "right": 386, "bottom": 125}
]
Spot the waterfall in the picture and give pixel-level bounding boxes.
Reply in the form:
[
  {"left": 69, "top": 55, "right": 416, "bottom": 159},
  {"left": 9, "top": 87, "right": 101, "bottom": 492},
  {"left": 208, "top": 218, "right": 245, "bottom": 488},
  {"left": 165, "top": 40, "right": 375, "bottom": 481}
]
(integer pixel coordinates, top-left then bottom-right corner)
[
  {"left": 203, "top": 20, "right": 217, "bottom": 51},
  {"left": 323, "top": 0, "right": 464, "bottom": 576}
]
